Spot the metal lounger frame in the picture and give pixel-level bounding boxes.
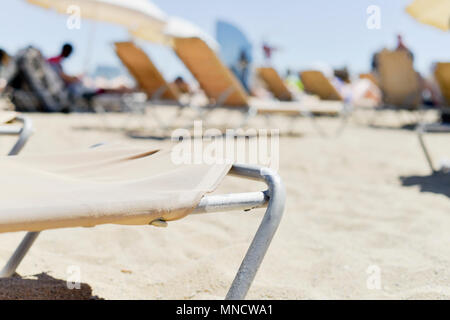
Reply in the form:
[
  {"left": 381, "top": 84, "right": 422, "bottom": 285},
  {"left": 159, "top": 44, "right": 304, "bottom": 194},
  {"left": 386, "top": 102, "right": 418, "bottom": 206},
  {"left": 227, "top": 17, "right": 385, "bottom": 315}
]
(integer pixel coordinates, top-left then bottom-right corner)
[
  {"left": 0, "top": 115, "right": 33, "bottom": 156},
  {"left": 417, "top": 122, "right": 450, "bottom": 174},
  {"left": 0, "top": 163, "right": 285, "bottom": 300}
]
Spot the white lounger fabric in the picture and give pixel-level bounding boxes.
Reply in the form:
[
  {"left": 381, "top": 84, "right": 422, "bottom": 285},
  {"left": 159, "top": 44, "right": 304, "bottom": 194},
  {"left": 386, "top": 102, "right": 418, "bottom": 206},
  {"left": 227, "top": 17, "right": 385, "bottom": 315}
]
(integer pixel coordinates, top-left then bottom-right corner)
[
  {"left": 0, "top": 112, "right": 18, "bottom": 124},
  {"left": 0, "top": 144, "right": 232, "bottom": 233}
]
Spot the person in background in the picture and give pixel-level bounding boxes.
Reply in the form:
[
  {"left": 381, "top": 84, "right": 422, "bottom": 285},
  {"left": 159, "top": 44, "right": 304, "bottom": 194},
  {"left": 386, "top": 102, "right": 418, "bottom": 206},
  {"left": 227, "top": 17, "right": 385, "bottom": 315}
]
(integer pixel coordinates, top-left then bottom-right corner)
[
  {"left": 285, "top": 69, "right": 303, "bottom": 92},
  {"left": 262, "top": 42, "right": 277, "bottom": 64},
  {"left": 372, "top": 34, "right": 414, "bottom": 73},
  {"left": 0, "top": 49, "right": 9, "bottom": 67},
  {"left": 47, "top": 43, "right": 80, "bottom": 86},
  {"left": 48, "top": 43, "right": 132, "bottom": 98},
  {"left": 333, "top": 67, "right": 351, "bottom": 84},
  {"left": 173, "top": 76, "right": 190, "bottom": 94},
  {"left": 0, "top": 49, "right": 8, "bottom": 92}
]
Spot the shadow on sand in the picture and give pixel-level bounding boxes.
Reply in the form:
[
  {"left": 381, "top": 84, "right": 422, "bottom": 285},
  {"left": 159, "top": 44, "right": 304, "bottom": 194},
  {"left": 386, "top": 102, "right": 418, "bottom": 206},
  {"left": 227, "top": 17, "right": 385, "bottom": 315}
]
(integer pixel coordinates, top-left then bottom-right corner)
[
  {"left": 0, "top": 272, "right": 101, "bottom": 300},
  {"left": 400, "top": 172, "right": 450, "bottom": 199}
]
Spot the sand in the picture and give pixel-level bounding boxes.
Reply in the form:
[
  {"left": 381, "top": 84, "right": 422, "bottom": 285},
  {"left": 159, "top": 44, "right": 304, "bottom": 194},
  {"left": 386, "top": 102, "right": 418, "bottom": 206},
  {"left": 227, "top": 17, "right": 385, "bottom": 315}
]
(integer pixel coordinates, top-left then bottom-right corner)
[{"left": 0, "top": 106, "right": 449, "bottom": 300}]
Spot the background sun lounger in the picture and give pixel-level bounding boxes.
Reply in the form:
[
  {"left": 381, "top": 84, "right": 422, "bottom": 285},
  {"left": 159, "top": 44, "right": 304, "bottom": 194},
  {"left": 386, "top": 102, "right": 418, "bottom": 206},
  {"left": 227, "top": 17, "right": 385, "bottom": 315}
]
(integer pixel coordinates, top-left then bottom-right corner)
[
  {"left": 115, "top": 41, "right": 207, "bottom": 130},
  {"left": 115, "top": 42, "right": 180, "bottom": 102},
  {"left": 377, "top": 49, "right": 422, "bottom": 110},
  {"left": 0, "top": 112, "right": 32, "bottom": 155},
  {"left": 260, "top": 67, "right": 344, "bottom": 118},
  {"left": 434, "top": 62, "right": 450, "bottom": 106},
  {"left": 417, "top": 62, "right": 450, "bottom": 174},
  {"left": 257, "top": 67, "right": 293, "bottom": 101},
  {"left": 300, "top": 70, "right": 344, "bottom": 102},
  {"left": 298, "top": 70, "right": 353, "bottom": 134},
  {"left": 0, "top": 143, "right": 285, "bottom": 300},
  {"left": 172, "top": 37, "right": 329, "bottom": 134}
]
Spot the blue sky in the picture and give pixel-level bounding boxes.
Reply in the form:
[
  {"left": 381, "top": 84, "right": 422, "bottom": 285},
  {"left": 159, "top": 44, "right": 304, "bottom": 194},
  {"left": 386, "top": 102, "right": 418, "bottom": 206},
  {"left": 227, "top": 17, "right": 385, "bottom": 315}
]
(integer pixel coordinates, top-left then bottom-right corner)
[{"left": 0, "top": 0, "right": 448, "bottom": 81}]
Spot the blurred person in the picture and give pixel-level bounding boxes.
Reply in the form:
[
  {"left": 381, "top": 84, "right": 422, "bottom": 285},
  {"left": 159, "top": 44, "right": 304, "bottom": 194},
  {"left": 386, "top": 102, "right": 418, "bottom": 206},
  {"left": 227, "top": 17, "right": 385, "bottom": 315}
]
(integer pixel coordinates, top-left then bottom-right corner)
[
  {"left": 372, "top": 34, "right": 414, "bottom": 73},
  {"left": 396, "top": 34, "right": 414, "bottom": 61},
  {"left": 333, "top": 67, "right": 351, "bottom": 84},
  {"left": 47, "top": 43, "right": 80, "bottom": 86},
  {"left": 48, "top": 43, "right": 131, "bottom": 98},
  {"left": 314, "top": 63, "right": 381, "bottom": 106},
  {"left": 285, "top": 69, "right": 304, "bottom": 92},
  {"left": 262, "top": 42, "right": 277, "bottom": 64},
  {"left": 173, "top": 76, "right": 190, "bottom": 94},
  {"left": 0, "top": 49, "right": 8, "bottom": 92}
]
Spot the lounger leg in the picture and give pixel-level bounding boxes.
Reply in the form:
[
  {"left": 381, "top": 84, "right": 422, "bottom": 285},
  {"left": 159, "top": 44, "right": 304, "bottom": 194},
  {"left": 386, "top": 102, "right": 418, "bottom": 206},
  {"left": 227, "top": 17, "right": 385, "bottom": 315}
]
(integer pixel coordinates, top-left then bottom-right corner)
[
  {"left": 226, "top": 165, "right": 286, "bottom": 300},
  {"left": 0, "top": 232, "right": 40, "bottom": 278},
  {"left": 7, "top": 115, "right": 33, "bottom": 156},
  {"left": 335, "top": 104, "right": 352, "bottom": 137},
  {"left": 237, "top": 107, "right": 256, "bottom": 129},
  {"left": 300, "top": 109, "right": 326, "bottom": 138},
  {"left": 417, "top": 124, "right": 436, "bottom": 174}
]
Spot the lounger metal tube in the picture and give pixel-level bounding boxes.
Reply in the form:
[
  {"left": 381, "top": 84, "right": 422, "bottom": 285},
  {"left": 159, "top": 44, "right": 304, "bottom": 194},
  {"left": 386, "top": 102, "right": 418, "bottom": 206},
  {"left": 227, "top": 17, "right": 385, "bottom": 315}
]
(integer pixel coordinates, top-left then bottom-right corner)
[
  {"left": 225, "top": 164, "right": 286, "bottom": 300},
  {"left": 192, "top": 191, "right": 268, "bottom": 214},
  {"left": 417, "top": 123, "right": 436, "bottom": 173},
  {"left": 0, "top": 115, "right": 33, "bottom": 156},
  {"left": 0, "top": 232, "right": 40, "bottom": 278}
]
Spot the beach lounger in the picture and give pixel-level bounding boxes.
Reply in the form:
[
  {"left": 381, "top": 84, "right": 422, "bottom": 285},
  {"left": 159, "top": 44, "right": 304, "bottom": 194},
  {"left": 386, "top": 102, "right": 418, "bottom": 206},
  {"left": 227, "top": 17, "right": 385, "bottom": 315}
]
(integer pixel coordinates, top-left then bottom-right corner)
[
  {"left": 299, "top": 70, "right": 352, "bottom": 133},
  {"left": 260, "top": 67, "right": 346, "bottom": 117},
  {"left": 114, "top": 41, "right": 197, "bottom": 129},
  {"left": 377, "top": 49, "right": 422, "bottom": 110},
  {"left": 0, "top": 144, "right": 285, "bottom": 300},
  {"left": 434, "top": 62, "right": 450, "bottom": 106},
  {"left": 300, "top": 70, "right": 344, "bottom": 102},
  {"left": 257, "top": 67, "right": 293, "bottom": 101},
  {"left": 0, "top": 112, "right": 32, "bottom": 155},
  {"left": 115, "top": 42, "right": 181, "bottom": 103},
  {"left": 417, "top": 63, "right": 450, "bottom": 174},
  {"left": 172, "top": 37, "right": 335, "bottom": 135}
]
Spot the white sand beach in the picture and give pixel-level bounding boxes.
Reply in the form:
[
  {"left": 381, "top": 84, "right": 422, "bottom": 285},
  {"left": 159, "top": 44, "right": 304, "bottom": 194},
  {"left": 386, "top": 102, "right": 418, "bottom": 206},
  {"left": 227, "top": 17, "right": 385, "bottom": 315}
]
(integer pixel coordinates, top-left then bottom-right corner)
[{"left": 0, "top": 108, "right": 449, "bottom": 300}]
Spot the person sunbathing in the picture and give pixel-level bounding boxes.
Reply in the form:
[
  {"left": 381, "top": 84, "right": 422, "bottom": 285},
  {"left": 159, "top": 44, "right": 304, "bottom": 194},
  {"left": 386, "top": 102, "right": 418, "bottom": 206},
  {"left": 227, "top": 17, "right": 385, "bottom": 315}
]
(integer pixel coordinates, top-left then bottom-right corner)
[
  {"left": 47, "top": 43, "right": 133, "bottom": 98},
  {"left": 47, "top": 43, "right": 82, "bottom": 86},
  {"left": 173, "top": 76, "right": 191, "bottom": 94}
]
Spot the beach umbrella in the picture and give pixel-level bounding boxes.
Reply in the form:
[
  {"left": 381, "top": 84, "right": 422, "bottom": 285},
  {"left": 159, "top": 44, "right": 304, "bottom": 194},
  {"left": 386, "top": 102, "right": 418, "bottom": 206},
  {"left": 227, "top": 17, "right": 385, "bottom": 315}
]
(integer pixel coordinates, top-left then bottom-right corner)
[
  {"left": 26, "top": 0, "right": 217, "bottom": 47},
  {"left": 164, "top": 17, "right": 219, "bottom": 50},
  {"left": 26, "top": 0, "right": 169, "bottom": 42},
  {"left": 406, "top": 0, "right": 450, "bottom": 31}
]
